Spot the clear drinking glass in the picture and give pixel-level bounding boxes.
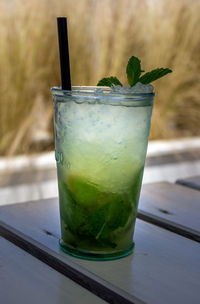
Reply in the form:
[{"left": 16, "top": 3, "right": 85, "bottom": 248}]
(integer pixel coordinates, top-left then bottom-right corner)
[{"left": 51, "top": 86, "right": 154, "bottom": 260}]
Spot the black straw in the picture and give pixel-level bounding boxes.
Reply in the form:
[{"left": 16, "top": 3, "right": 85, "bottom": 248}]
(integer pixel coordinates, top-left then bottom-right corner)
[{"left": 57, "top": 17, "right": 71, "bottom": 90}]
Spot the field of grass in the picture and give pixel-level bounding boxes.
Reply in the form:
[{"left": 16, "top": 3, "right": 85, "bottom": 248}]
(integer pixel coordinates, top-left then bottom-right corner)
[{"left": 0, "top": 0, "right": 200, "bottom": 156}]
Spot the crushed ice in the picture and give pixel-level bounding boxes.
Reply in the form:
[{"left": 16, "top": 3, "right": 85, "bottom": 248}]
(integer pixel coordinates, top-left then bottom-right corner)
[{"left": 111, "top": 82, "right": 154, "bottom": 94}]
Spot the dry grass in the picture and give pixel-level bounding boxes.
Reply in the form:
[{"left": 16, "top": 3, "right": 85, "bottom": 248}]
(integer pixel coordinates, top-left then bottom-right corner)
[{"left": 0, "top": 0, "right": 200, "bottom": 155}]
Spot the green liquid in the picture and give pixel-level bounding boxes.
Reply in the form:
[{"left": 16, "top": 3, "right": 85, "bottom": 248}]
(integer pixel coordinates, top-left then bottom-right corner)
[{"left": 58, "top": 169, "right": 143, "bottom": 260}]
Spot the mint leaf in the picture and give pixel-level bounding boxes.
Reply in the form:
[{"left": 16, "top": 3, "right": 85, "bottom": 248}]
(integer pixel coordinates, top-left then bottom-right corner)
[
  {"left": 97, "top": 76, "right": 122, "bottom": 87},
  {"left": 58, "top": 182, "right": 89, "bottom": 233},
  {"left": 99, "top": 198, "right": 130, "bottom": 239},
  {"left": 126, "top": 56, "right": 144, "bottom": 86},
  {"left": 139, "top": 68, "right": 172, "bottom": 84},
  {"left": 81, "top": 203, "right": 109, "bottom": 238}
]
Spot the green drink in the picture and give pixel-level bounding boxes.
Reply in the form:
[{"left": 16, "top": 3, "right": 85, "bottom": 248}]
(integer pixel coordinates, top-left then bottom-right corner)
[
  {"left": 52, "top": 85, "right": 154, "bottom": 260},
  {"left": 54, "top": 18, "right": 171, "bottom": 260}
]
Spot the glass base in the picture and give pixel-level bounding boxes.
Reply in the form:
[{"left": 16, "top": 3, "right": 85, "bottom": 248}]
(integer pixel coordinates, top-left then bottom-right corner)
[{"left": 59, "top": 238, "right": 134, "bottom": 261}]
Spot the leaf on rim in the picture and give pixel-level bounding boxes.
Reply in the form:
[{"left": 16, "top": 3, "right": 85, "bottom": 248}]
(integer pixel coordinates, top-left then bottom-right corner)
[
  {"left": 97, "top": 76, "right": 122, "bottom": 87},
  {"left": 139, "top": 68, "right": 172, "bottom": 84},
  {"left": 126, "top": 56, "right": 144, "bottom": 86}
]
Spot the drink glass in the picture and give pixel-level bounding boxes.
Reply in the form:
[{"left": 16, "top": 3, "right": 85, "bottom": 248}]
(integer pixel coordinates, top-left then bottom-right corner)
[{"left": 51, "top": 86, "right": 154, "bottom": 260}]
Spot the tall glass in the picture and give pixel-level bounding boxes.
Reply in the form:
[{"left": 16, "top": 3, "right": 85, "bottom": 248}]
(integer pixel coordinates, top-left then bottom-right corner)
[{"left": 51, "top": 86, "right": 154, "bottom": 260}]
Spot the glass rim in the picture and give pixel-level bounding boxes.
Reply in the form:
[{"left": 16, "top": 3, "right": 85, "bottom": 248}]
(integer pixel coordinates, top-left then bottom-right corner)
[
  {"left": 51, "top": 86, "right": 155, "bottom": 106},
  {"left": 52, "top": 86, "right": 155, "bottom": 95}
]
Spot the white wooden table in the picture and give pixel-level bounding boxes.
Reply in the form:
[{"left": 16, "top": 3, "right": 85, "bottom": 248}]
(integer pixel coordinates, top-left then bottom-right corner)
[{"left": 0, "top": 179, "right": 200, "bottom": 304}]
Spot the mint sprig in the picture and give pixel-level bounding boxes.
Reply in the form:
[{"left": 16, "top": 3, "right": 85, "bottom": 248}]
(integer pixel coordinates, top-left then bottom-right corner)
[
  {"left": 97, "top": 56, "right": 172, "bottom": 87},
  {"left": 139, "top": 68, "right": 172, "bottom": 84},
  {"left": 97, "top": 76, "right": 122, "bottom": 87},
  {"left": 126, "top": 56, "right": 144, "bottom": 86}
]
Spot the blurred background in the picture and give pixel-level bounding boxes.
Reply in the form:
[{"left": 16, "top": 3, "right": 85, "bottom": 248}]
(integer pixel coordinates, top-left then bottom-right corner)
[
  {"left": 0, "top": 0, "right": 200, "bottom": 156},
  {"left": 0, "top": 0, "right": 200, "bottom": 204}
]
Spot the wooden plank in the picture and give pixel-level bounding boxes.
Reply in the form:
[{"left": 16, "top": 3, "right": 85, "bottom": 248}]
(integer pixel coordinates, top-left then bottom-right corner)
[
  {"left": 146, "top": 149, "right": 200, "bottom": 167},
  {"left": 0, "top": 198, "right": 200, "bottom": 304},
  {"left": 137, "top": 210, "right": 199, "bottom": 242},
  {"left": 0, "top": 236, "right": 106, "bottom": 304},
  {"left": 138, "top": 182, "right": 200, "bottom": 241},
  {"left": 0, "top": 168, "right": 56, "bottom": 187},
  {"left": 176, "top": 175, "right": 200, "bottom": 191},
  {"left": 0, "top": 221, "right": 140, "bottom": 304}
]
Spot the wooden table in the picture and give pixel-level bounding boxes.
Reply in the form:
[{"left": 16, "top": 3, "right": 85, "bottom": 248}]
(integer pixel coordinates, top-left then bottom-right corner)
[
  {"left": 0, "top": 179, "right": 200, "bottom": 304},
  {"left": 176, "top": 175, "right": 200, "bottom": 191}
]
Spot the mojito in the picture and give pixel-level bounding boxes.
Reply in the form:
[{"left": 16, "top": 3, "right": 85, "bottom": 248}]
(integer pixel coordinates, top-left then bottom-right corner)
[{"left": 52, "top": 85, "right": 154, "bottom": 260}]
